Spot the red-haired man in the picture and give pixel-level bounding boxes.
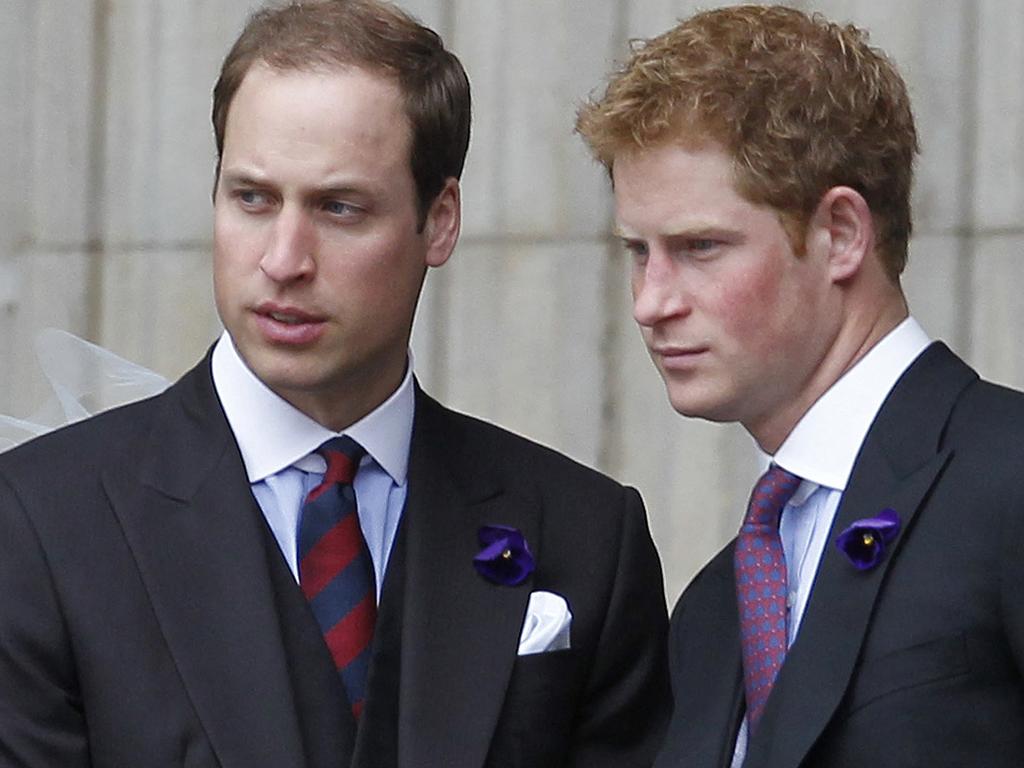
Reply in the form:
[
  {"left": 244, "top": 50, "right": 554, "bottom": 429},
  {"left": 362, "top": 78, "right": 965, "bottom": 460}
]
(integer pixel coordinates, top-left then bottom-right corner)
[{"left": 580, "top": 5, "right": 1024, "bottom": 767}]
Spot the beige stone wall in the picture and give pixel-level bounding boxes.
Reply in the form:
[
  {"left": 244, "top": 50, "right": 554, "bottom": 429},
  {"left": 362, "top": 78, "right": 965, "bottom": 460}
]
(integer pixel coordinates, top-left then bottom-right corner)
[{"left": 2, "top": 1, "right": 1022, "bottom": 603}]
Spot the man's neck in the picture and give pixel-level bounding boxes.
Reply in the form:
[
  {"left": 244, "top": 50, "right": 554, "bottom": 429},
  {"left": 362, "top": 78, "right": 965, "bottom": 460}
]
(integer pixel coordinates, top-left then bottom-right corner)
[{"left": 750, "top": 298, "right": 909, "bottom": 454}]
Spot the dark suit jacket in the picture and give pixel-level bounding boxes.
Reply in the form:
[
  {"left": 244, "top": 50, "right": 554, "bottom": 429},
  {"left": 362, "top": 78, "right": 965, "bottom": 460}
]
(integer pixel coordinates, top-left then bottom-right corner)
[
  {"left": 0, "top": 354, "right": 670, "bottom": 768},
  {"left": 655, "top": 343, "right": 1024, "bottom": 768}
]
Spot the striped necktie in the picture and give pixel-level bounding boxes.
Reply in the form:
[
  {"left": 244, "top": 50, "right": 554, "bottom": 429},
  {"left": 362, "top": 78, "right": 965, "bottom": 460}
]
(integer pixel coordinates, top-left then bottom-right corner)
[
  {"left": 734, "top": 464, "right": 801, "bottom": 731},
  {"left": 298, "top": 436, "right": 376, "bottom": 718}
]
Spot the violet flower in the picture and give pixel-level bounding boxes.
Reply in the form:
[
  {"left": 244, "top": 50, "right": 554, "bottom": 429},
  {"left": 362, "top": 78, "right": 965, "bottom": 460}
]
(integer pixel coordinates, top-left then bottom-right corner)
[
  {"left": 474, "top": 524, "right": 535, "bottom": 586},
  {"left": 835, "top": 508, "right": 901, "bottom": 571}
]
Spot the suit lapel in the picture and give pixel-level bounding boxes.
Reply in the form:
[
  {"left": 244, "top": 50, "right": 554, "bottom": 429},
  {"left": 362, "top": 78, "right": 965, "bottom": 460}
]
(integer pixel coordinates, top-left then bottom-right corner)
[
  {"left": 710, "top": 573, "right": 747, "bottom": 768},
  {"left": 102, "top": 358, "right": 315, "bottom": 768},
  {"left": 747, "top": 343, "right": 977, "bottom": 768},
  {"left": 669, "top": 553, "right": 746, "bottom": 768},
  {"left": 397, "top": 390, "right": 537, "bottom": 768}
]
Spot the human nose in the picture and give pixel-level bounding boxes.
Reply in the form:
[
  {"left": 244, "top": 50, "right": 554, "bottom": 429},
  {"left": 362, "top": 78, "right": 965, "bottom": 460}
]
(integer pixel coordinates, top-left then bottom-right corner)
[
  {"left": 260, "top": 206, "right": 316, "bottom": 283},
  {"left": 632, "top": 250, "right": 691, "bottom": 328}
]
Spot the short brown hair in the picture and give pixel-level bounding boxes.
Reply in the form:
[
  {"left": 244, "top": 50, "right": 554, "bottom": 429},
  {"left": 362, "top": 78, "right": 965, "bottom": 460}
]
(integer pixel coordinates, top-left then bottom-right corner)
[
  {"left": 213, "top": 0, "right": 471, "bottom": 224},
  {"left": 576, "top": 5, "right": 919, "bottom": 279}
]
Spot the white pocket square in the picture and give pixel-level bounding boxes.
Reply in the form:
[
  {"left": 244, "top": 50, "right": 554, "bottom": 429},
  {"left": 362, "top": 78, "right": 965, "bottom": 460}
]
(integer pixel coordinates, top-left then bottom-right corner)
[{"left": 517, "top": 590, "right": 572, "bottom": 655}]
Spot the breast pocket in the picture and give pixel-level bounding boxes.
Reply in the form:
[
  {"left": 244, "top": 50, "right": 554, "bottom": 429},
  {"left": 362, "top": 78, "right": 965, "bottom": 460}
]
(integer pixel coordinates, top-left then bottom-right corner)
[
  {"left": 842, "top": 633, "right": 971, "bottom": 716},
  {"left": 484, "top": 648, "right": 584, "bottom": 768}
]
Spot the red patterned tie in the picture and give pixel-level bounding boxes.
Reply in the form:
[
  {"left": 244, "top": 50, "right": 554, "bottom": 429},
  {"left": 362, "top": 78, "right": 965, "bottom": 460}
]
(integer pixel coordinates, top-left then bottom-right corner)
[
  {"left": 298, "top": 436, "right": 376, "bottom": 718},
  {"left": 735, "top": 465, "right": 801, "bottom": 731}
]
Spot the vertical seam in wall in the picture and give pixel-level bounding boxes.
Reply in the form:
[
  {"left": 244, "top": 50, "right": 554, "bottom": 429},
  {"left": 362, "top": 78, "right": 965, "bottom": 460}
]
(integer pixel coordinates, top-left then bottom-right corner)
[
  {"left": 596, "top": 0, "right": 632, "bottom": 474},
  {"left": 493, "top": 4, "right": 510, "bottom": 237},
  {"left": 430, "top": 0, "right": 458, "bottom": 402},
  {"left": 85, "top": 0, "right": 110, "bottom": 343},
  {"left": 20, "top": 0, "right": 38, "bottom": 254},
  {"left": 598, "top": 236, "right": 624, "bottom": 475},
  {"left": 144, "top": 4, "right": 164, "bottom": 354},
  {"left": 956, "top": 1, "right": 979, "bottom": 356}
]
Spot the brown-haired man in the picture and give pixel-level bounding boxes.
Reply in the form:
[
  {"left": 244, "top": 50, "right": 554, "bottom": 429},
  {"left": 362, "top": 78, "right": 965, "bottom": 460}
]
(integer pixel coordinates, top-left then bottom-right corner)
[
  {"left": 0, "top": 2, "right": 669, "bottom": 767},
  {"left": 578, "top": 5, "right": 1024, "bottom": 768}
]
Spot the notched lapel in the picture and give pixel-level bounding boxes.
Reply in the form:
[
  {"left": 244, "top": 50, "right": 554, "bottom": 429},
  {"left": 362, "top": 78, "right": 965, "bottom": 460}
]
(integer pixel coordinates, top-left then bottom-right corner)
[
  {"left": 103, "top": 361, "right": 308, "bottom": 768},
  {"left": 397, "top": 393, "right": 539, "bottom": 768},
  {"left": 746, "top": 343, "right": 976, "bottom": 768},
  {"left": 748, "top": 449, "right": 950, "bottom": 767}
]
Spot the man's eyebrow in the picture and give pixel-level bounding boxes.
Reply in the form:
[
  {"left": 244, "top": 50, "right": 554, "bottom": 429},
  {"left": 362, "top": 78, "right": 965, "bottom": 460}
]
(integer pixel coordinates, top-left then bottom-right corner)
[
  {"left": 616, "top": 221, "right": 738, "bottom": 239},
  {"left": 313, "top": 182, "right": 371, "bottom": 197},
  {"left": 216, "top": 172, "right": 377, "bottom": 201},
  {"left": 218, "top": 168, "right": 268, "bottom": 186}
]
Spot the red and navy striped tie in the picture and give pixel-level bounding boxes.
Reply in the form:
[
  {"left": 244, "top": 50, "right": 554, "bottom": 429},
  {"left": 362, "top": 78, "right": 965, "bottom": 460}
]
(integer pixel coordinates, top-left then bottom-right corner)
[
  {"left": 298, "top": 436, "right": 376, "bottom": 718},
  {"left": 734, "top": 464, "right": 801, "bottom": 732}
]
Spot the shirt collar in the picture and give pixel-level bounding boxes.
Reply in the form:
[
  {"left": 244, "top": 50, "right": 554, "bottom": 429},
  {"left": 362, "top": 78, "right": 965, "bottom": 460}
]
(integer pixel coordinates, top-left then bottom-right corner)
[
  {"left": 211, "top": 332, "right": 414, "bottom": 485},
  {"left": 771, "top": 317, "right": 932, "bottom": 493}
]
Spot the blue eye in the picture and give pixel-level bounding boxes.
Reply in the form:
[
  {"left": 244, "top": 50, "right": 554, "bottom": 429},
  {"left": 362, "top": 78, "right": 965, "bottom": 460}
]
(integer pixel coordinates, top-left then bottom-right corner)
[
  {"left": 237, "top": 189, "right": 268, "bottom": 207},
  {"left": 684, "top": 239, "right": 724, "bottom": 259},
  {"left": 324, "top": 200, "right": 357, "bottom": 216}
]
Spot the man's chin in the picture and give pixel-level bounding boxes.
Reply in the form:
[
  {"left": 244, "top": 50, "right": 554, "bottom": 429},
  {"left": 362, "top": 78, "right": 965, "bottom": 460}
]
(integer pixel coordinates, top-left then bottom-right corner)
[
  {"left": 236, "top": 346, "right": 326, "bottom": 394},
  {"left": 665, "top": 388, "right": 735, "bottom": 424}
]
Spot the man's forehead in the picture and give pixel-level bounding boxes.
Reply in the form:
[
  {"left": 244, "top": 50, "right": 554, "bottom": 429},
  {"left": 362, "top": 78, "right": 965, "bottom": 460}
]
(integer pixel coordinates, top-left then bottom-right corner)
[
  {"left": 223, "top": 62, "right": 410, "bottom": 140},
  {"left": 611, "top": 140, "right": 737, "bottom": 200}
]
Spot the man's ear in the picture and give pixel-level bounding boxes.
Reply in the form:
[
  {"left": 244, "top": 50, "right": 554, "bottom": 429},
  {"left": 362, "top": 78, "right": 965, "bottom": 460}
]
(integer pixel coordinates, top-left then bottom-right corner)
[
  {"left": 423, "top": 178, "right": 461, "bottom": 268},
  {"left": 808, "top": 186, "right": 875, "bottom": 283}
]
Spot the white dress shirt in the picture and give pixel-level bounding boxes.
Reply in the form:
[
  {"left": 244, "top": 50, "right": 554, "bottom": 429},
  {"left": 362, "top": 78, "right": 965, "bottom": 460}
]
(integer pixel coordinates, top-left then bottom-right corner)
[
  {"left": 210, "top": 332, "right": 413, "bottom": 598},
  {"left": 731, "top": 317, "right": 932, "bottom": 767}
]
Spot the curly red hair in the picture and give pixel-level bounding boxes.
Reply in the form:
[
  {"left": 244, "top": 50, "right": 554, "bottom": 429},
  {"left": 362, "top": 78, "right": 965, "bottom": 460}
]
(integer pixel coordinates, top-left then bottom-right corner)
[{"left": 577, "top": 5, "right": 918, "bottom": 279}]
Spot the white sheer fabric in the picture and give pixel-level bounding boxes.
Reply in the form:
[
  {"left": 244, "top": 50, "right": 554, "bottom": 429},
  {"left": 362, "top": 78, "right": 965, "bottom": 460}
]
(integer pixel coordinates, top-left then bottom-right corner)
[{"left": 0, "top": 329, "right": 169, "bottom": 452}]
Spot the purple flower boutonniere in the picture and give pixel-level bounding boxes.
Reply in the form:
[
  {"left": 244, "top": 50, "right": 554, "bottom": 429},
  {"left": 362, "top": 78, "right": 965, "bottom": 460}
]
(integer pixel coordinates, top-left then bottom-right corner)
[
  {"left": 474, "top": 524, "right": 535, "bottom": 586},
  {"left": 835, "top": 508, "right": 901, "bottom": 571}
]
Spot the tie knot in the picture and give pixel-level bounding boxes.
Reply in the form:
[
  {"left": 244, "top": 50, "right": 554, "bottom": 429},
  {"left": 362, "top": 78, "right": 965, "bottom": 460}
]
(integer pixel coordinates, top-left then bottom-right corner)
[
  {"left": 743, "top": 465, "right": 801, "bottom": 528},
  {"left": 317, "top": 436, "right": 365, "bottom": 486}
]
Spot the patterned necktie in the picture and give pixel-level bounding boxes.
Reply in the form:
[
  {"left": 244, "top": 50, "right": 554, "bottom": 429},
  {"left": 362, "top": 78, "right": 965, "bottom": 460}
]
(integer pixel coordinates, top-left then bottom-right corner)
[
  {"left": 734, "top": 464, "right": 801, "bottom": 732},
  {"left": 298, "top": 436, "right": 376, "bottom": 718}
]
